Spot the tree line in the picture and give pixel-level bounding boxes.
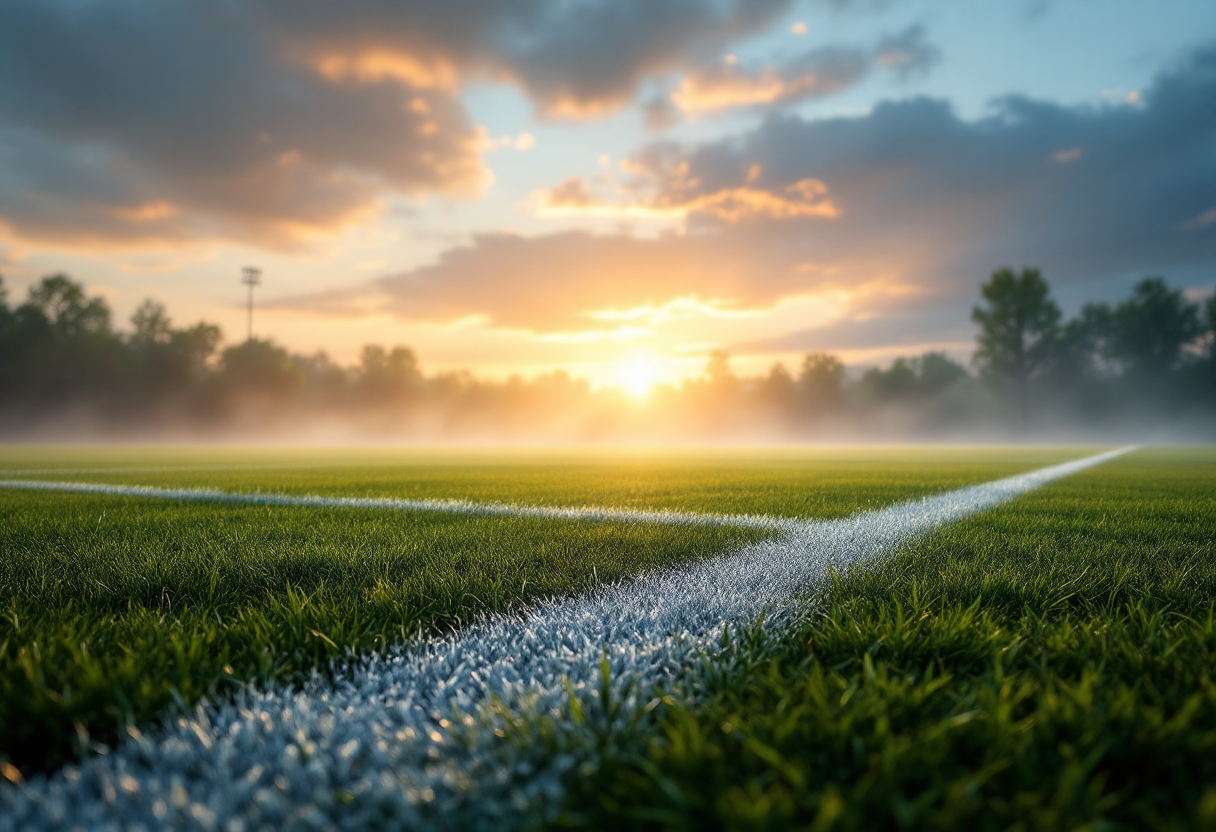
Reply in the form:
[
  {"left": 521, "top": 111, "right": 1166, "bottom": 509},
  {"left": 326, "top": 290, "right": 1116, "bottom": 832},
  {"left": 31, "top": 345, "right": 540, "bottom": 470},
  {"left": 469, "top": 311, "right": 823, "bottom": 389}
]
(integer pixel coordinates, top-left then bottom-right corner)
[
  {"left": 971, "top": 268, "right": 1215, "bottom": 426},
  {"left": 0, "top": 269, "right": 1212, "bottom": 440}
]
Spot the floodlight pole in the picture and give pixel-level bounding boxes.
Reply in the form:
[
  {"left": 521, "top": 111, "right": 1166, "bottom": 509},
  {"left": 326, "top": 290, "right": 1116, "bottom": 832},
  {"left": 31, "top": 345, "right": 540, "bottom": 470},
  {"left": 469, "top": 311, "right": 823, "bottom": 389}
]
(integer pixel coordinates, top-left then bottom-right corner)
[{"left": 241, "top": 266, "right": 262, "bottom": 343}]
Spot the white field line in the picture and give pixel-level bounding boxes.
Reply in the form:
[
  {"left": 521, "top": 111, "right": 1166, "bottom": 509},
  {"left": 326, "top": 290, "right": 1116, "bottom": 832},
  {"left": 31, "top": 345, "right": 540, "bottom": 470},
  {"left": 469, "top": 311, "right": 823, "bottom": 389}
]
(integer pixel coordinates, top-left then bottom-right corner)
[
  {"left": 0, "top": 447, "right": 1133, "bottom": 832},
  {"left": 0, "top": 464, "right": 319, "bottom": 477},
  {"left": 0, "top": 478, "right": 804, "bottom": 531}
]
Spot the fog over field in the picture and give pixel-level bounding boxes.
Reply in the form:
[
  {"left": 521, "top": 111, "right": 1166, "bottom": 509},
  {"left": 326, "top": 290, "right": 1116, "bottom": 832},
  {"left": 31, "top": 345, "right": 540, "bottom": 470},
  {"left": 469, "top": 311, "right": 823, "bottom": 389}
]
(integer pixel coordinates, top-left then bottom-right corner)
[{"left": 1, "top": 271, "right": 1213, "bottom": 444}]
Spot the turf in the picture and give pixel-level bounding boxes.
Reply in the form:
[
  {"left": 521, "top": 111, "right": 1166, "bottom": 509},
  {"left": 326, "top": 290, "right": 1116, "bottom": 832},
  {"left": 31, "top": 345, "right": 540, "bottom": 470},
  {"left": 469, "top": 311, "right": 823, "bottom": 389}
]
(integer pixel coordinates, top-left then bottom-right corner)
[
  {"left": 0, "top": 446, "right": 1085, "bottom": 517},
  {"left": 0, "top": 447, "right": 1080, "bottom": 775},
  {"left": 0, "top": 496, "right": 764, "bottom": 774},
  {"left": 562, "top": 447, "right": 1216, "bottom": 830}
]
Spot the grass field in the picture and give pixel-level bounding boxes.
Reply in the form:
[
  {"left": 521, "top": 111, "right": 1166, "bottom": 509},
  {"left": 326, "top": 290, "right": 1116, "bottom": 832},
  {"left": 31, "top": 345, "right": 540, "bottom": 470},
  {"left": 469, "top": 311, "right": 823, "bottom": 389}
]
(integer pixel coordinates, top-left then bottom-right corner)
[
  {"left": 0, "top": 446, "right": 1077, "bottom": 773},
  {"left": 565, "top": 447, "right": 1216, "bottom": 829},
  {"left": 0, "top": 445, "right": 1211, "bottom": 830}
]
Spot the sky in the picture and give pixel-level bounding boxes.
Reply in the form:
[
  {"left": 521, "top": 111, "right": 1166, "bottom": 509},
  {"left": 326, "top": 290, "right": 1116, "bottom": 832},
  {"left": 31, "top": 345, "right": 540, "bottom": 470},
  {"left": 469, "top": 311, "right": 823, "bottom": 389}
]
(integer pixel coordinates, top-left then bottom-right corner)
[{"left": 1, "top": 0, "right": 1213, "bottom": 392}]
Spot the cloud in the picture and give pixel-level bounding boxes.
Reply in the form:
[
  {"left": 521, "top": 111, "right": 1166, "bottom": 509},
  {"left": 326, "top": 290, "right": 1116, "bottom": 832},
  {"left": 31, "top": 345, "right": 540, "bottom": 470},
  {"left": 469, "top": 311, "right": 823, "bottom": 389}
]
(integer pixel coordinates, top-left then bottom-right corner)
[
  {"left": 1022, "top": 1, "right": 1054, "bottom": 22},
  {"left": 738, "top": 308, "right": 973, "bottom": 355},
  {"left": 874, "top": 25, "right": 941, "bottom": 79},
  {"left": 488, "top": 0, "right": 793, "bottom": 117},
  {"left": 530, "top": 176, "right": 838, "bottom": 222},
  {"left": 0, "top": 0, "right": 795, "bottom": 250},
  {"left": 671, "top": 47, "right": 870, "bottom": 112},
  {"left": 279, "top": 43, "right": 1216, "bottom": 355},
  {"left": 277, "top": 229, "right": 822, "bottom": 332},
  {"left": 0, "top": 1, "right": 487, "bottom": 249},
  {"left": 665, "top": 25, "right": 939, "bottom": 116}
]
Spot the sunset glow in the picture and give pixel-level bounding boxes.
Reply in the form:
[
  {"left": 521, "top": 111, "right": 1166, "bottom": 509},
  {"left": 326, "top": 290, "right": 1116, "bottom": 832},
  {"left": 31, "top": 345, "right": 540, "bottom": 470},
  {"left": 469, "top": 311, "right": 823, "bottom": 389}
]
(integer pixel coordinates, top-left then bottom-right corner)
[
  {"left": 617, "top": 354, "right": 666, "bottom": 398},
  {"left": 0, "top": 1, "right": 1209, "bottom": 388}
]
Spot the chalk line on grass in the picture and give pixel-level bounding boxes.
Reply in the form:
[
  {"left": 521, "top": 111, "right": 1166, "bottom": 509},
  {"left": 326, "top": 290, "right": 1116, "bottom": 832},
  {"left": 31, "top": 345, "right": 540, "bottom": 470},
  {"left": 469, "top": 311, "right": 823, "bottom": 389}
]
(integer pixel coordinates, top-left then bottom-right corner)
[
  {"left": 0, "top": 448, "right": 1133, "bottom": 832},
  {"left": 0, "top": 477, "right": 804, "bottom": 531},
  {"left": 0, "top": 463, "right": 318, "bottom": 477}
]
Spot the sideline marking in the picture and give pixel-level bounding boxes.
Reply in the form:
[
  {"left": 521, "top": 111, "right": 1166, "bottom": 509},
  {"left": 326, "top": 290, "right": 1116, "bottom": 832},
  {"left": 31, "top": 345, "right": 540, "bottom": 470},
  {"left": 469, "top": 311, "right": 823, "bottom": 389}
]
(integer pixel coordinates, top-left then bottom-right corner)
[
  {"left": 0, "top": 478, "right": 806, "bottom": 530},
  {"left": 1, "top": 448, "right": 1134, "bottom": 831}
]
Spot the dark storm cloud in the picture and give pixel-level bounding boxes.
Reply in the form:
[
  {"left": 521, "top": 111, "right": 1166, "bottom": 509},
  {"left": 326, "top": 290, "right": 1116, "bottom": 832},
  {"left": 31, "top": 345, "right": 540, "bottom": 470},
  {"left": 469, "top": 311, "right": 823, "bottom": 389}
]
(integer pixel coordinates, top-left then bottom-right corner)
[
  {"left": 284, "top": 44, "right": 1216, "bottom": 353},
  {"left": 0, "top": 0, "right": 794, "bottom": 248}
]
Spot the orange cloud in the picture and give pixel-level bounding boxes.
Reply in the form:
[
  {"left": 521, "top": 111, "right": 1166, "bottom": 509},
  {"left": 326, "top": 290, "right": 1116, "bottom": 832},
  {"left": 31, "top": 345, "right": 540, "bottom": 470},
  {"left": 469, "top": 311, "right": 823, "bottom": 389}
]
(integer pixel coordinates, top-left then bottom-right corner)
[
  {"left": 113, "top": 201, "right": 180, "bottom": 223},
  {"left": 312, "top": 49, "right": 458, "bottom": 91},
  {"left": 586, "top": 296, "right": 766, "bottom": 325},
  {"left": 670, "top": 65, "right": 858, "bottom": 112},
  {"left": 669, "top": 49, "right": 868, "bottom": 114},
  {"left": 1052, "top": 147, "right": 1084, "bottom": 163},
  {"left": 531, "top": 177, "right": 839, "bottom": 223}
]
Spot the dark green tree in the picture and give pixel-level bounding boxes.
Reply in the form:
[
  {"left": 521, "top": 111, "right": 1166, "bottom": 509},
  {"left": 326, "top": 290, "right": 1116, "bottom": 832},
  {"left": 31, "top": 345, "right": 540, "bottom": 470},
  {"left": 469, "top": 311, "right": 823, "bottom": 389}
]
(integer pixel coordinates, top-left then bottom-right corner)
[
  {"left": 1204, "top": 290, "right": 1216, "bottom": 367},
  {"left": 127, "top": 300, "right": 221, "bottom": 401},
  {"left": 218, "top": 338, "right": 304, "bottom": 399},
  {"left": 916, "top": 352, "right": 968, "bottom": 396},
  {"left": 9, "top": 274, "right": 121, "bottom": 403},
  {"left": 1107, "top": 277, "right": 1201, "bottom": 380},
  {"left": 0, "top": 276, "right": 13, "bottom": 393},
  {"left": 857, "top": 352, "right": 968, "bottom": 403},
  {"left": 26, "top": 274, "right": 111, "bottom": 336},
  {"left": 972, "top": 267, "right": 1061, "bottom": 422},
  {"left": 1050, "top": 302, "right": 1113, "bottom": 381}
]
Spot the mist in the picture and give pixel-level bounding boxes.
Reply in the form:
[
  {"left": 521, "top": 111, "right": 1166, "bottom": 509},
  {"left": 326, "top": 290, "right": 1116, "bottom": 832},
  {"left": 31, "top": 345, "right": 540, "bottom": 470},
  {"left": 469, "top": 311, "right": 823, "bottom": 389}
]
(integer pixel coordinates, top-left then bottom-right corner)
[{"left": 1, "top": 271, "right": 1213, "bottom": 446}]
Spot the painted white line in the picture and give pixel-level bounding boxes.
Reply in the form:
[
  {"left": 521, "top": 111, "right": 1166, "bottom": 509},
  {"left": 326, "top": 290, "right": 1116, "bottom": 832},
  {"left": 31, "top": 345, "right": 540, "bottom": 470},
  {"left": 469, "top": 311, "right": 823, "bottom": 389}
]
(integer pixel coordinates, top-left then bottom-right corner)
[
  {"left": 0, "top": 478, "right": 804, "bottom": 531},
  {"left": 0, "top": 448, "right": 1133, "bottom": 831},
  {"left": 0, "top": 463, "right": 317, "bottom": 477}
]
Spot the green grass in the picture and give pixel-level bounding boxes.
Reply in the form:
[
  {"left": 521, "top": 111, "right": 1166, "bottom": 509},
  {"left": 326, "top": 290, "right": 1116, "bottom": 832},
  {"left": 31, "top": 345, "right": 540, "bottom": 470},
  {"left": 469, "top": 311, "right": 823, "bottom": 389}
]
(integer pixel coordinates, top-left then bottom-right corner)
[
  {"left": 0, "top": 446, "right": 1078, "bottom": 775},
  {"left": 0, "top": 496, "right": 761, "bottom": 774},
  {"left": 0, "top": 445, "right": 1085, "bottom": 517},
  {"left": 562, "top": 447, "right": 1216, "bottom": 830}
]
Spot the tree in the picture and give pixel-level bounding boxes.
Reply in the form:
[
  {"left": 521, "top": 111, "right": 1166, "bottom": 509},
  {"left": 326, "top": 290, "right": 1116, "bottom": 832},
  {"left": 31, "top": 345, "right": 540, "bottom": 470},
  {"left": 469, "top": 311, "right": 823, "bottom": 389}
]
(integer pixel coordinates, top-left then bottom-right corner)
[
  {"left": 916, "top": 352, "right": 969, "bottom": 396},
  {"left": 1206, "top": 291, "right": 1216, "bottom": 355},
  {"left": 798, "top": 352, "right": 844, "bottom": 411},
  {"left": 219, "top": 338, "right": 304, "bottom": 398},
  {"left": 8, "top": 274, "right": 122, "bottom": 403},
  {"left": 972, "top": 267, "right": 1060, "bottom": 422},
  {"left": 1107, "top": 277, "right": 1201, "bottom": 380},
  {"left": 0, "top": 276, "right": 13, "bottom": 392},
  {"left": 26, "top": 274, "right": 111, "bottom": 336},
  {"left": 130, "top": 299, "right": 173, "bottom": 345},
  {"left": 859, "top": 358, "right": 918, "bottom": 402},
  {"left": 125, "top": 301, "right": 221, "bottom": 405},
  {"left": 355, "top": 344, "right": 422, "bottom": 405},
  {"left": 1201, "top": 289, "right": 1216, "bottom": 403},
  {"left": 1048, "top": 302, "right": 1113, "bottom": 384},
  {"left": 757, "top": 362, "right": 797, "bottom": 409}
]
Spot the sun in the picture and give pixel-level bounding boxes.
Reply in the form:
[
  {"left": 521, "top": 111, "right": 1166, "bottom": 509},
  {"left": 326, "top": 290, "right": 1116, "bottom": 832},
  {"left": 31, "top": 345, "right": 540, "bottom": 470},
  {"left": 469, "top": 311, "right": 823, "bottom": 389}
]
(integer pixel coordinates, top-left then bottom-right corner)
[{"left": 617, "top": 354, "right": 663, "bottom": 397}]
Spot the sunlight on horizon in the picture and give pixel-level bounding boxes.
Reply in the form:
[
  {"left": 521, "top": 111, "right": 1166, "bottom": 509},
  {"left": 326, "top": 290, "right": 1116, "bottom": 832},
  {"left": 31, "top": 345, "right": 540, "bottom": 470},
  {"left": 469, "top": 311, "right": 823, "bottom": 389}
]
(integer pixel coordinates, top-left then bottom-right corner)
[{"left": 617, "top": 353, "right": 666, "bottom": 397}]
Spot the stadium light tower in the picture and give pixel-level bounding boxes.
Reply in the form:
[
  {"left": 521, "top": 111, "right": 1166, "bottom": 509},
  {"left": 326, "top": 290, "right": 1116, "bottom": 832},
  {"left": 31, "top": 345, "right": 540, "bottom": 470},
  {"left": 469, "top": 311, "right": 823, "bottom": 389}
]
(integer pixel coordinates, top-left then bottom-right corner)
[{"left": 241, "top": 266, "right": 262, "bottom": 343}]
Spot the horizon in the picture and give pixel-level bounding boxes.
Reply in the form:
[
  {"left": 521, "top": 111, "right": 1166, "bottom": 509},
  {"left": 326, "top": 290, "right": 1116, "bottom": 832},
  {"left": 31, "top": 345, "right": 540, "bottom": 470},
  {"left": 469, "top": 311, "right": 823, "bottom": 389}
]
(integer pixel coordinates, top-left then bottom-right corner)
[{"left": 1, "top": 1, "right": 1214, "bottom": 394}]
